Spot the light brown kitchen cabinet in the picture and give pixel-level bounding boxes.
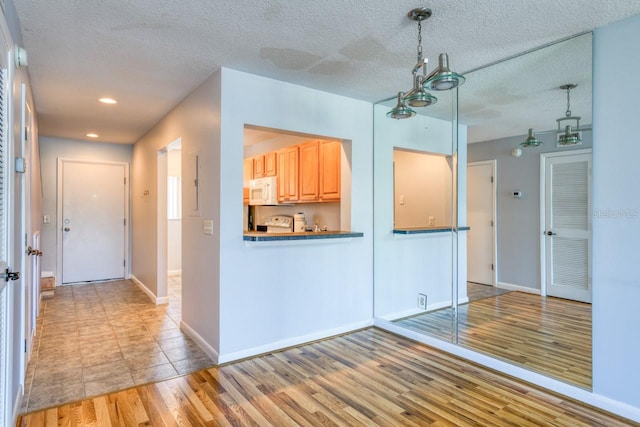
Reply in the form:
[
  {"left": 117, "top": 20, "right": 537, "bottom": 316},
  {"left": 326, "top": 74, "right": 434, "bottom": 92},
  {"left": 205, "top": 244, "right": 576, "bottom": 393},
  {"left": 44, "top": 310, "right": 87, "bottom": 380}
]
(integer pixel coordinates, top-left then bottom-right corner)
[
  {"left": 298, "top": 140, "right": 319, "bottom": 201},
  {"left": 243, "top": 157, "right": 253, "bottom": 204},
  {"left": 253, "top": 155, "right": 265, "bottom": 178},
  {"left": 319, "top": 140, "right": 341, "bottom": 201},
  {"left": 277, "top": 145, "right": 299, "bottom": 202},
  {"left": 264, "top": 152, "right": 277, "bottom": 177}
]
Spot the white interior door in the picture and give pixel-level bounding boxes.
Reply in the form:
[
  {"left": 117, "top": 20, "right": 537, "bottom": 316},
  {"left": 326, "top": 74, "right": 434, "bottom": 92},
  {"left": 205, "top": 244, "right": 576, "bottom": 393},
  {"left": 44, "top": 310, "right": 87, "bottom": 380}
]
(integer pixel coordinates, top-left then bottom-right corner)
[
  {"left": 467, "top": 161, "right": 496, "bottom": 285},
  {"left": 61, "top": 160, "right": 127, "bottom": 284},
  {"left": 543, "top": 151, "right": 592, "bottom": 303}
]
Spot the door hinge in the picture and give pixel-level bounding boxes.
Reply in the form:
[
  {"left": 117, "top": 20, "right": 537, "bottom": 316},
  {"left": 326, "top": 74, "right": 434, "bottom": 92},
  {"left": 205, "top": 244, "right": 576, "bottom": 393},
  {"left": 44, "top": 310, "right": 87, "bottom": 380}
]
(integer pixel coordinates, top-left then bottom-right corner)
[
  {"left": 124, "top": 218, "right": 126, "bottom": 226},
  {"left": 490, "top": 176, "right": 494, "bottom": 183},
  {"left": 490, "top": 220, "right": 494, "bottom": 227},
  {"left": 123, "top": 260, "right": 126, "bottom": 267},
  {"left": 491, "top": 264, "right": 494, "bottom": 271},
  {"left": 124, "top": 177, "right": 127, "bottom": 184},
  {"left": 24, "top": 339, "right": 27, "bottom": 353}
]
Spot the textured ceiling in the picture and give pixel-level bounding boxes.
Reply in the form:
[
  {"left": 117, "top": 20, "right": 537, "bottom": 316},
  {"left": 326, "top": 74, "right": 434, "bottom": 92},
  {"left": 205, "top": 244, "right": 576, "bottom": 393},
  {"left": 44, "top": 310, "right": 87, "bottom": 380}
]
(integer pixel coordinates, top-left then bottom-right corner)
[{"left": 13, "top": 1, "right": 640, "bottom": 144}]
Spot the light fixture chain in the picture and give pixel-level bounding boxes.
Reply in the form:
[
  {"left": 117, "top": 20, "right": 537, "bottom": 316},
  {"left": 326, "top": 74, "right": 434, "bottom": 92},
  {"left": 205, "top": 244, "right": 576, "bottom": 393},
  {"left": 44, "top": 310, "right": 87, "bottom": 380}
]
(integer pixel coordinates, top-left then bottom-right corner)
[
  {"left": 417, "top": 19, "right": 422, "bottom": 61},
  {"left": 566, "top": 86, "right": 572, "bottom": 117}
]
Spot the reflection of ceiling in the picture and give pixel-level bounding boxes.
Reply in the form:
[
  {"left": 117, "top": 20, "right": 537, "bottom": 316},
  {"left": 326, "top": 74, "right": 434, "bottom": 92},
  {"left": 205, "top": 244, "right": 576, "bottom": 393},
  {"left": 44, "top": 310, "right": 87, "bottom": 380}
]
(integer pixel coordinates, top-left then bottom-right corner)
[
  {"left": 378, "top": 34, "right": 593, "bottom": 144},
  {"left": 14, "top": 2, "right": 640, "bottom": 144},
  {"left": 460, "top": 34, "right": 592, "bottom": 143}
]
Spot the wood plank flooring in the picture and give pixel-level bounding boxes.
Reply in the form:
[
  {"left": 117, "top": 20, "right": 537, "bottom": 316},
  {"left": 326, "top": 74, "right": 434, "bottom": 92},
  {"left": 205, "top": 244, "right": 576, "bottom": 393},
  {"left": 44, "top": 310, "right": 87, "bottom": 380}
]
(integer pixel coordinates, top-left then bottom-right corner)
[
  {"left": 18, "top": 328, "right": 634, "bottom": 426},
  {"left": 394, "top": 291, "right": 592, "bottom": 388}
]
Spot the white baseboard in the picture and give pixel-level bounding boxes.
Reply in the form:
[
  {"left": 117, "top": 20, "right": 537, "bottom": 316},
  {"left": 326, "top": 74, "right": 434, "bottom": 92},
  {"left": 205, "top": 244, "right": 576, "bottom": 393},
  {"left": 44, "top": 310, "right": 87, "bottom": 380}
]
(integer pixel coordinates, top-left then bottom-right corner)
[
  {"left": 373, "top": 319, "right": 640, "bottom": 423},
  {"left": 497, "top": 281, "right": 541, "bottom": 295},
  {"left": 380, "top": 297, "right": 471, "bottom": 322},
  {"left": 218, "top": 319, "right": 374, "bottom": 364},
  {"left": 129, "top": 274, "right": 169, "bottom": 304},
  {"left": 180, "top": 320, "right": 219, "bottom": 364}
]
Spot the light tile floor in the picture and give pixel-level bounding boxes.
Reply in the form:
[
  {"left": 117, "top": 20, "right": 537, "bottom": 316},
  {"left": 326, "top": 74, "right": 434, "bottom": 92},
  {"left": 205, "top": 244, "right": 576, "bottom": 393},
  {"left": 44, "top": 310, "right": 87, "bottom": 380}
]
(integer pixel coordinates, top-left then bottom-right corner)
[{"left": 20, "top": 275, "right": 214, "bottom": 413}]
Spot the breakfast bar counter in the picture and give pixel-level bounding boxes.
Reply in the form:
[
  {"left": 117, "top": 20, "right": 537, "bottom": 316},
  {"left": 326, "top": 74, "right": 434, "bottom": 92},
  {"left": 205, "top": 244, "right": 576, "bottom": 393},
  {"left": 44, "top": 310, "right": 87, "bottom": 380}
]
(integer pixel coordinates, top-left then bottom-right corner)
[{"left": 243, "top": 231, "right": 364, "bottom": 242}]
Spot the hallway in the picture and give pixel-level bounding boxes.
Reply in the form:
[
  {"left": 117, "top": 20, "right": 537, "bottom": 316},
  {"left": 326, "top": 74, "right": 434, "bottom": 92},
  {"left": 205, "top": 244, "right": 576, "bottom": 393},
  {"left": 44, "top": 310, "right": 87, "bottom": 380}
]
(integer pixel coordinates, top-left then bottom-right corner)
[{"left": 20, "top": 276, "right": 213, "bottom": 413}]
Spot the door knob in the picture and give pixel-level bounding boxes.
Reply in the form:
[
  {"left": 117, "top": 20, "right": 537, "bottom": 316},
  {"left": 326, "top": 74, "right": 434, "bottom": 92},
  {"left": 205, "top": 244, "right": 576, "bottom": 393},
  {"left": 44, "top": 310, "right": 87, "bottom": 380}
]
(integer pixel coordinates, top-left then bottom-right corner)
[
  {"left": 546, "top": 230, "right": 556, "bottom": 236},
  {"left": 3, "top": 268, "right": 20, "bottom": 282},
  {"left": 64, "top": 227, "right": 71, "bottom": 232}
]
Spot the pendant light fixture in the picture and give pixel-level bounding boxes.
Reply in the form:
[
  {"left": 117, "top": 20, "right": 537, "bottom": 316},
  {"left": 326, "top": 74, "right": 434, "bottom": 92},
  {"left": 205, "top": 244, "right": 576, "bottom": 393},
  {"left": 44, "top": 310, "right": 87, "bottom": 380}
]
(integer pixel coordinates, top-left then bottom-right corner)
[
  {"left": 556, "top": 83, "right": 582, "bottom": 145},
  {"left": 520, "top": 128, "right": 543, "bottom": 147},
  {"left": 387, "top": 7, "right": 465, "bottom": 119}
]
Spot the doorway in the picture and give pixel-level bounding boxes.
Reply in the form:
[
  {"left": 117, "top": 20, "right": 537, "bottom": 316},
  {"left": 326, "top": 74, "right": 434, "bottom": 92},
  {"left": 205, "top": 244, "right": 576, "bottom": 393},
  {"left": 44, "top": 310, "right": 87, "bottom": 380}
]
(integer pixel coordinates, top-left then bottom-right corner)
[
  {"left": 541, "top": 149, "right": 592, "bottom": 303},
  {"left": 57, "top": 159, "right": 129, "bottom": 284},
  {"left": 157, "top": 139, "right": 182, "bottom": 306},
  {"left": 467, "top": 160, "right": 497, "bottom": 286}
]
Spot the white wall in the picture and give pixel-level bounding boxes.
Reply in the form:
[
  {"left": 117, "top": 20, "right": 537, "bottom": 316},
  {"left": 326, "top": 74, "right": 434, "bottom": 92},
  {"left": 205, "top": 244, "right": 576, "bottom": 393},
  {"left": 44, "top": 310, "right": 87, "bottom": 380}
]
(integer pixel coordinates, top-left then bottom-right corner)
[
  {"left": 167, "top": 149, "right": 181, "bottom": 272},
  {"left": 592, "top": 14, "right": 640, "bottom": 410},
  {"left": 373, "top": 103, "right": 467, "bottom": 320},
  {"left": 218, "top": 68, "right": 373, "bottom": 360},
  {"left": 39, "top": 136, "right": 132, "bottom": 280},
  {"left": 132, "top": 72, "right": 222, "bottom": 353}
]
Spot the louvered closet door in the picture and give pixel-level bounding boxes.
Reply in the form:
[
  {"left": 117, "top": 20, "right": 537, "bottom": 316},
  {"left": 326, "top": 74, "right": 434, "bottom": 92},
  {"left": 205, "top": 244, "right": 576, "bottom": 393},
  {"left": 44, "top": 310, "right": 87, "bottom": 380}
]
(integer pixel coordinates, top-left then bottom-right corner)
[
  {"left": 0, "top": 67, "right": 10, "bottom": 424},
  {"left": 544, "top": 152, "right": 592, "bottom": 303}
]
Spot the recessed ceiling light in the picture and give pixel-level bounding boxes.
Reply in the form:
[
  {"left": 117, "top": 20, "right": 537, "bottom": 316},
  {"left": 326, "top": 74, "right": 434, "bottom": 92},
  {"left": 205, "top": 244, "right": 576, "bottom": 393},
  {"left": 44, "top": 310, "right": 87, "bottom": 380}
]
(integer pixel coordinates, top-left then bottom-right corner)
[
  {"left": 98, "top": 97, "right": 117, "bottom": 104},
  {"left": 86, "top": 133, "right": 99, "bottom": 138}
]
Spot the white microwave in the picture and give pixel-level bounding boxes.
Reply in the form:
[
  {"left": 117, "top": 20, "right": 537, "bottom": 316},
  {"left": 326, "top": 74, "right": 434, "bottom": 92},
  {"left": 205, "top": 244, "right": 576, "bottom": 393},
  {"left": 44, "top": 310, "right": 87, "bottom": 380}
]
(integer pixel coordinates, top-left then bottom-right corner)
[{"left": 249, "top": 176, "right": 278, "bottom": 205}]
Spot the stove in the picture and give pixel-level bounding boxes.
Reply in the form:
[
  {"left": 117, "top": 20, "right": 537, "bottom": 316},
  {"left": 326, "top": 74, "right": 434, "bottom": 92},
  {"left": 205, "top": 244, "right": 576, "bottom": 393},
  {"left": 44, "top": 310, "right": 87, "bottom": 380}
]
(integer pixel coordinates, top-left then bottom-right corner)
[{"left": 264, "top": 215, "right": 293, "bottom": 233}]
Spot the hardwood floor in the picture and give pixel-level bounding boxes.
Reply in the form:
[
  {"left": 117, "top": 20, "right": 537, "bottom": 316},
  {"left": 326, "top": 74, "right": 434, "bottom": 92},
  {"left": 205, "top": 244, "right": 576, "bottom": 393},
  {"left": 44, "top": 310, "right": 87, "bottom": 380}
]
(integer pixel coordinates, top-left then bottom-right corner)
[
  {"left": 18, "top": 328, "right": 633, "bottom": 426},
  {"left": 394, "top": 291, "right": 592, "bottom": 388}
]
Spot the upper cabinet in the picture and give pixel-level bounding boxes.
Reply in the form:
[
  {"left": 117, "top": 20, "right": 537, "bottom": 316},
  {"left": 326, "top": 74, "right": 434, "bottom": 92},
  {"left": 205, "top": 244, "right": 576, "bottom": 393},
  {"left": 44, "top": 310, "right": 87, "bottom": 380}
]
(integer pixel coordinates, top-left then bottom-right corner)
[
  {"left": 244, "top": 139, "right": 341, "bottom": 204},
  {"left": 264, "top": 152, "right": 277, "bottom": 177},
  {"left": 319, "top": 140, "right": 341, "bottom": 201},
  {"left": 253, "top": 154, "right": 265, "bottom": 177},
  {"left": 243, "top": 157, "right": 253, "bottom": 204},
  {"left": 299, "top": 140, "right": 320, "bottom": 201},
  {"left": 278, "top": 145, "right": 299, "bottom": 203}
]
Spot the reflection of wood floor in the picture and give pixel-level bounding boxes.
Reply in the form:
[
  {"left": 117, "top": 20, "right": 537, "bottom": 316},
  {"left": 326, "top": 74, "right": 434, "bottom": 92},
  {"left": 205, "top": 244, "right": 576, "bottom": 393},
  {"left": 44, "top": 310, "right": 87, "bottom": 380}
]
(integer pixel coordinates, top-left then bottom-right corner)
[
  {"left": 20, "top": 328, "right": 630, "bottom": 426},
  {"left": 394, "top": 289, "right": 592, "bottom": 389}
]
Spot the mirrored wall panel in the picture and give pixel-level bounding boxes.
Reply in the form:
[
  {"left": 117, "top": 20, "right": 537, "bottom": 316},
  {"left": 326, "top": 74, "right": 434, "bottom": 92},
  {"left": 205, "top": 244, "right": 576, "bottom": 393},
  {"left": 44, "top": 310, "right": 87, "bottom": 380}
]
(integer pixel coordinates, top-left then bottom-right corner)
[
  {"left": 373, "top": 89, "right": 463, "bottom": 344},
  {"left": 374, "top": 33, "right": 593, "bottom": 390}
]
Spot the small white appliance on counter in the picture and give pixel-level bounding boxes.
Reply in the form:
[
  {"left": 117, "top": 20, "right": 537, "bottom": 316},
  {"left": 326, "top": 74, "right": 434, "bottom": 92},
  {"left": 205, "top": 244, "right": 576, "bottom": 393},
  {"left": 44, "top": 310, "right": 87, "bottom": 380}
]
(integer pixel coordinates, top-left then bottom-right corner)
[
  {"left": 249, "top": 176, "right": 278, "bottom": 205},
  {"left": 293, "top": 212, "right": 306, "bottom": 233},
  {"left": 264, "top": 215, "right": 293, "bottom": 233}
]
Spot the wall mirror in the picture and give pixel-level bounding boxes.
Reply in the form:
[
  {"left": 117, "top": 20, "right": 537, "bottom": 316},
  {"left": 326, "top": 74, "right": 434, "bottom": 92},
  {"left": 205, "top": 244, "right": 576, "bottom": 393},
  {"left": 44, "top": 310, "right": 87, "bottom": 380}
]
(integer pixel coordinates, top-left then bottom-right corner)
[
  {"left": 373, "top": 88, "right": 463, "bottom": 344},
  {"left": 374, "top": 32, "right": 593, "bottom": 390}
]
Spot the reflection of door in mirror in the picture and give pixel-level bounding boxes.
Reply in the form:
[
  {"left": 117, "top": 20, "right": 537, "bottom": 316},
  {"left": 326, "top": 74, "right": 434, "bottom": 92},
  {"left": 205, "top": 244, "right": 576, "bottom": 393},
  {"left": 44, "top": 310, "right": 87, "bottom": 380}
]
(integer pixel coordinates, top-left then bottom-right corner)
[{"left": 462, "top": 33, "right": 593, "bottom": 389}]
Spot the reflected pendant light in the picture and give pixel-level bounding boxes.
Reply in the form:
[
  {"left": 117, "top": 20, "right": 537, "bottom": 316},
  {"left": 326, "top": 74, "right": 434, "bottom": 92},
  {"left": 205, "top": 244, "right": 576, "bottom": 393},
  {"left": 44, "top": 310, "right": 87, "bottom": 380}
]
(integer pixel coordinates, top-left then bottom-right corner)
[
  {"left": 387, "top": 7, "right": 464, "bottom": 119},
  {"left": 387, "top": 91, "right": 416, "bottom": 119},
  {"left": 556, "top": 83, "right": 582, "bottom": 145},
  {"left": 521, "top": 128, "right": 542, "bottom": 147}
]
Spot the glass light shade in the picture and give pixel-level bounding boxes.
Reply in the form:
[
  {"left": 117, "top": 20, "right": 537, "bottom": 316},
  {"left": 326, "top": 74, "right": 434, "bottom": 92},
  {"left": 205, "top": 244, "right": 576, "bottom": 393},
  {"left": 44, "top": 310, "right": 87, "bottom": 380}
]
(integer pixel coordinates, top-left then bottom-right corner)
[
  {"left": 520, "top": 128, "right": 542, "bottom": 147},
  {"left": 557, "top": 125, "right": 582, "bottom": 145},
  {"left": 387, "top": 92, "right": 416, "bottom": 119},
  {"left": 424, "top": 53, "right": 466, "bottom": 91},
  {"left": 405, "top": 90, "right": 437, "bottom": 107}
]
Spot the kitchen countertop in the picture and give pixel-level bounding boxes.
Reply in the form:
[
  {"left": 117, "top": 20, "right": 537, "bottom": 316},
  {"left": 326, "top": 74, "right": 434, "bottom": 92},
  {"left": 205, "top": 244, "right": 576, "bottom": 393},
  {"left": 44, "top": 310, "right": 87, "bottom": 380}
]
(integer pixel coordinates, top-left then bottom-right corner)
[
  {"left": 393, "top": 226, "right": 470, "bottom": 235},
  {"left": 243, "top": 231, "right": 364, "bottom": 241}
]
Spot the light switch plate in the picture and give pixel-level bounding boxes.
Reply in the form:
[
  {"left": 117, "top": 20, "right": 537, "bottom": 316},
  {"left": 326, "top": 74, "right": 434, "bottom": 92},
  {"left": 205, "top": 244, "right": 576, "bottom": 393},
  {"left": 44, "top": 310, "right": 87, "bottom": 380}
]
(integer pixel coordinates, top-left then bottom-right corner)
[{"left": 203, "top": 220, "right": 213, "bottom": 235}]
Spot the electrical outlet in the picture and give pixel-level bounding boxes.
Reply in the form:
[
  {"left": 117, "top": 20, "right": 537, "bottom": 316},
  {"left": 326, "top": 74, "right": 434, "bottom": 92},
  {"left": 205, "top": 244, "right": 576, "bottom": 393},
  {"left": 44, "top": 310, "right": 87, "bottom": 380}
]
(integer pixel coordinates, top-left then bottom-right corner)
[
  {"left": 428, "top": 216, "right": 435, "bottom": 226},
  {"left": 399, "top": 195, "right": 405, "bottom": 205},
  {"left": 417, "top": 293, "right": 427, "bottom": 310}
]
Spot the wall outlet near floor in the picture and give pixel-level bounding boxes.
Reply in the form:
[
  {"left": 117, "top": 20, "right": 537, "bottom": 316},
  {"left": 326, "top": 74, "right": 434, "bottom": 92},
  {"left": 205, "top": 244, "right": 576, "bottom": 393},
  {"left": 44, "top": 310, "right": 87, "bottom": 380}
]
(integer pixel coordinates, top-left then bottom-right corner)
[
  {"left": 428, "top": 216, "right": 435, "bottom": 226},
  {"left": 417, "top": 293, "right": 427, "bottom": 310}
]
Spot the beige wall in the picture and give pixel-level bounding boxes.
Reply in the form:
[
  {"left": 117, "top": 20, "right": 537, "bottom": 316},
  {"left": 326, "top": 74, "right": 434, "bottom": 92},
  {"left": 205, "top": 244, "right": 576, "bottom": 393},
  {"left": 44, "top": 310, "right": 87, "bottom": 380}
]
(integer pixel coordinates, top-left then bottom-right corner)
[{"left": 393, "top": 149, "right": 452, "bottom": 228}]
